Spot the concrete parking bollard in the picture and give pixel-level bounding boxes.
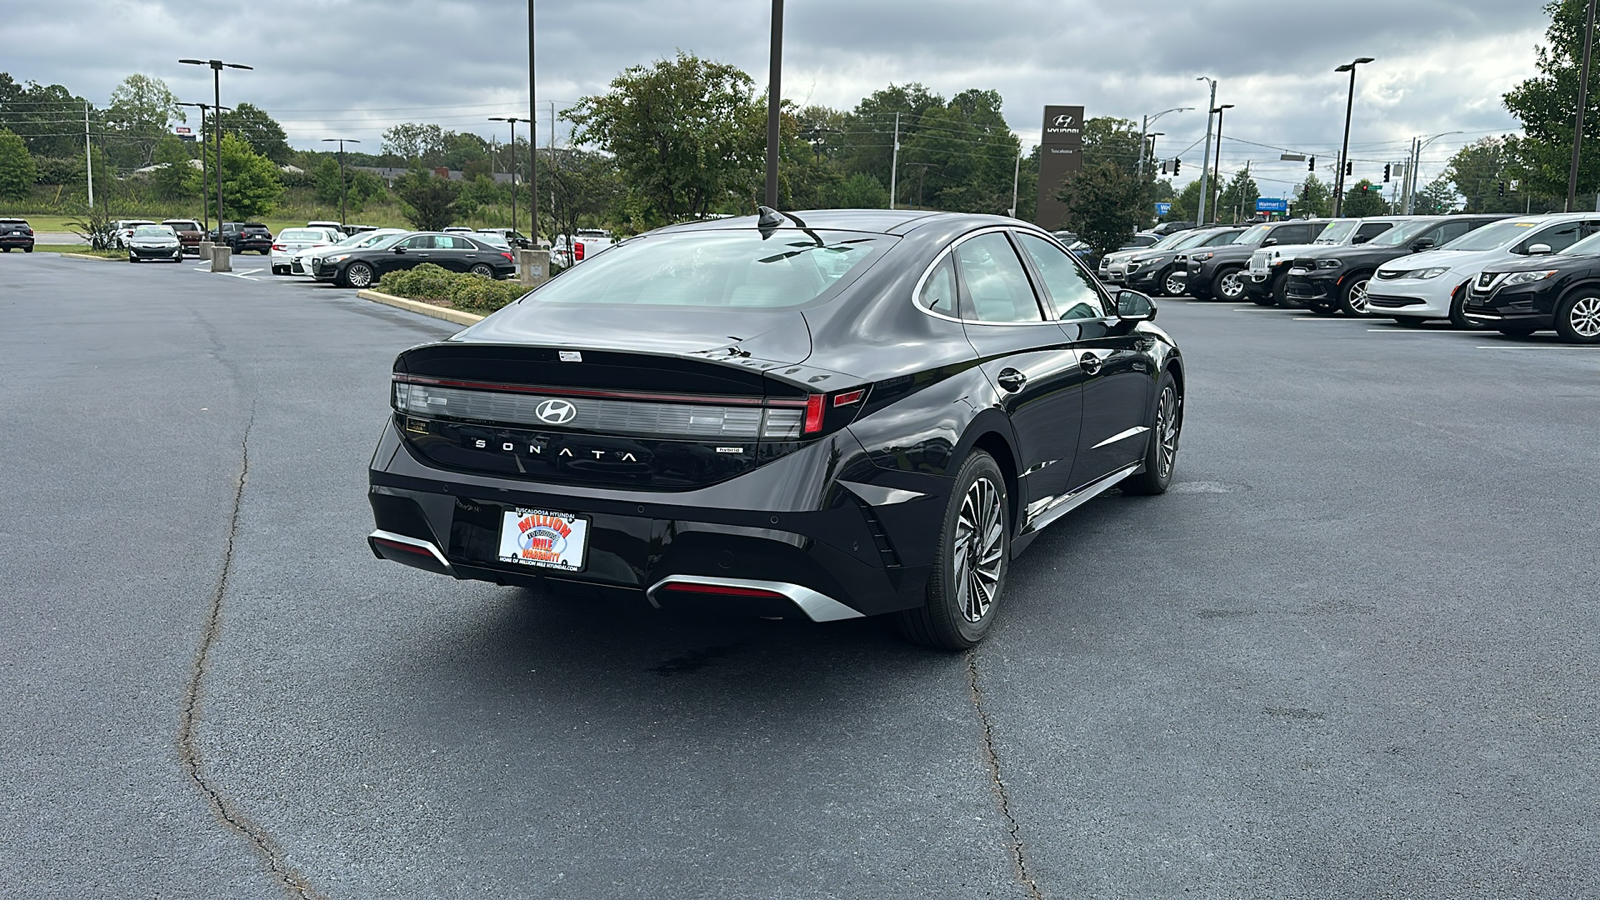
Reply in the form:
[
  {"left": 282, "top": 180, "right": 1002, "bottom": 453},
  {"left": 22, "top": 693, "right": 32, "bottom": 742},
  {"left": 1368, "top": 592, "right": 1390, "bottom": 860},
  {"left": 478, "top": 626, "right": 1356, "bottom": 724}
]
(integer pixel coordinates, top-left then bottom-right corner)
[
  {"left": 517, "top": 249, "right": 551, "bottom": 287},
  {"left": 210, "top": 246, "right": 232, "bottom": 273},
  {"left": 197, "top": 241, "right": 214, "bottom": 263}
]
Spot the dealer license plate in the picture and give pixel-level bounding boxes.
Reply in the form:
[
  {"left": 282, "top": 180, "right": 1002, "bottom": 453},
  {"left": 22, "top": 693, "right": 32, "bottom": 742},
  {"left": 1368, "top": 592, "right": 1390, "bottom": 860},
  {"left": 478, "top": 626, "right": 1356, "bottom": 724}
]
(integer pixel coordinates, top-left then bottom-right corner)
[{"left": 497, "top": 507, "right": 589, "bottom": 571}]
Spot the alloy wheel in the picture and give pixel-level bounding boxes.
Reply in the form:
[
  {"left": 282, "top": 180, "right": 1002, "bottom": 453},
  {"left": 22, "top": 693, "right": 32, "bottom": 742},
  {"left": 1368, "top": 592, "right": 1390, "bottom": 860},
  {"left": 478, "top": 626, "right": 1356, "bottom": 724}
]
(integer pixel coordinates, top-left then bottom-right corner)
[
  {"left": 952, "top": 476, "right": 1004, "bottom": 623},
  {"left": 1164, "top": 272, "right": 1186, "bottom": 296},
  {"left": 1156, "top": 385, "right": 1181, "bottom": 478},
  {"left": 1570, "top": 296, "right": 1600, "bottom": 337},
  {"left": 1347, "top": 279, "right": 1370, "bottom": 314},
  {"left": 1219, "top": 271, "right": 1243, "bottom": 299},
  {"left": 346, "top": 264, "right": 372, "bottom": 288}
]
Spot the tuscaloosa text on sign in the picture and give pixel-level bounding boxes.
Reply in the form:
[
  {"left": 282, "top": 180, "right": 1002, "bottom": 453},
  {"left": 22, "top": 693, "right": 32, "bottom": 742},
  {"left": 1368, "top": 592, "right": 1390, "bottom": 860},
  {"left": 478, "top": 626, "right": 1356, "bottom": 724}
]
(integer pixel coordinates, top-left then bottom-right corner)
[{"left": 1036, "top": 105, "right": 1085, "bottom": 231}]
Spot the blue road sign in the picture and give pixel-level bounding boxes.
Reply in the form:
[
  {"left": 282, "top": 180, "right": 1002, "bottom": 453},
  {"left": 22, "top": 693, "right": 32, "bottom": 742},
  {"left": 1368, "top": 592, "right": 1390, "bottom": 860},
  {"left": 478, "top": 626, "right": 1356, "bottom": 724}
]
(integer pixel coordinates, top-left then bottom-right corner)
[
  {"left": 1256, "top": 198, "right": 1288, "bottom": 213},
  {"left": 1155, "top": 202, "right": 1172, "bottom": 216}
]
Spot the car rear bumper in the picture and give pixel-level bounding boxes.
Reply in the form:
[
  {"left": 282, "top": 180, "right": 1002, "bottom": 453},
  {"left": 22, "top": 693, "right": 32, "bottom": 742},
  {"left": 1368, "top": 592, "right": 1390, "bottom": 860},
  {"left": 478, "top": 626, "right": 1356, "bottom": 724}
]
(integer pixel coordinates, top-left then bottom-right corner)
[
  {"left": 0, "top": 236, "right": 34, "bottom": 248},
  {"left": 367, "top": 418, "right": 941, "bottom": 621}
]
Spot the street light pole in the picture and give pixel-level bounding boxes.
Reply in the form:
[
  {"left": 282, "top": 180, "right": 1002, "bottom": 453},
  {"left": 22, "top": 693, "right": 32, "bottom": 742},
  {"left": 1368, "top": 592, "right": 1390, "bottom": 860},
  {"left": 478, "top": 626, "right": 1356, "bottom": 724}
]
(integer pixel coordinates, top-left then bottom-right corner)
[
  {"left": 1404, "top": 130, "right": 1464, "bottom": 214},
  {"left": 528, "top": 0, "right": 539, "bottom": 246},
  {"left": 1196, "top": 77, "right": 1217, "bottom": 226},
  {"left": 765, "top": 0, "right": 784, "bottom": 208},
  {"left": 180, "top": 58, "right": 251, "bottom": 228},
  {"left": 177, "top": 101, "right": 226, "bottom": 232},
  {"left": 321, "top": 138, "right": 361, "bottom": 228},
  {"left": 1137, "top": 107, "right": 1192, "bottom": 181},
  {"left": 1332, "top": 57, "right": 1374, "bottom": 217},
  {"left": 1211, "top": 104, "right": 1234, "bottom": 223},
  {"left": 1569, "top": 0, "right": 1598, "bottom": 211},
  {"left": 490, "top": 117, "right": 528, "bottom": 237}
]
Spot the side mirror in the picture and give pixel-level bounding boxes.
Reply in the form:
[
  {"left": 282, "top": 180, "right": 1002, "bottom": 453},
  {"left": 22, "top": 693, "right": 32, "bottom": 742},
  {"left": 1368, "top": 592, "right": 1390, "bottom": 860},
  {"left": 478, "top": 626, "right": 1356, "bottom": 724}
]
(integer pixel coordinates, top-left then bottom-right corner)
[
  {"left": 1116, "top": 290, "right": 1157, "bottom": 322},
  {"left": 1262, "top": 237, "right": 1278, "bottom": 246},
  {"left": 1353, "top": 234, "right": 1371, "bottom": 244},
  {"left": 1410, "top": 237, "right": 1436, "bottom": 252},
  {"left": 392, "top": 246, "right": 407, "bottom": 254},
  {"left": 1527, "top": 243, "right": 1554, "bottom": 255}
]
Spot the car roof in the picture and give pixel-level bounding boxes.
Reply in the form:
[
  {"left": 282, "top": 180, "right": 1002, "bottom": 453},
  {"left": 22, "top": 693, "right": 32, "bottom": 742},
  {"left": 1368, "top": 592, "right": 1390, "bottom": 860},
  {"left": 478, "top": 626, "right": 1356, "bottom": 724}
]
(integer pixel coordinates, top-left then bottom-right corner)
[{"left": 653, "top": 208, "right": 1021, "bottom": 239}]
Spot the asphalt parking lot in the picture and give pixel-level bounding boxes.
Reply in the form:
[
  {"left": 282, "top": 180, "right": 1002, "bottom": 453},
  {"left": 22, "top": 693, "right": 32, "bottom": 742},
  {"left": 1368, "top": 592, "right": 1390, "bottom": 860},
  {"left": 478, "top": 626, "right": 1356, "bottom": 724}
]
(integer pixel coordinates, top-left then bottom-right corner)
[{"left": 3, "top": 251, "right": 1597, "bottom": 899}]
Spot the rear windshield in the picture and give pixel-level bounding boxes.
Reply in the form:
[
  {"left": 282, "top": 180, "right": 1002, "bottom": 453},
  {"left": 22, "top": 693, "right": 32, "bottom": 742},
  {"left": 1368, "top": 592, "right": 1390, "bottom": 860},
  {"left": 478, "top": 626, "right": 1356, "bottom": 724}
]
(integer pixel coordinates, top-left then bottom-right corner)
[
  {"left": 164, "top": 221, "right": 200, "bottom": 229},
  {"left": 279, "top": 229, "right": 326, "bottom": 241},
  {"left": 1438, "top": 219, "right": 1542, "bottom": 251},
  {"left": 527, "top": 229, "right": 895, "bottom": 309}
]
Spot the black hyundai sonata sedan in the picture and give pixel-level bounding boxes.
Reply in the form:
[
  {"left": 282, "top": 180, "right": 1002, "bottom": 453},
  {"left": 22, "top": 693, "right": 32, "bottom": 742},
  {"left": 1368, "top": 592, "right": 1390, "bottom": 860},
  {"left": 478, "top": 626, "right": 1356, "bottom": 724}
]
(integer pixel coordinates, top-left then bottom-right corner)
[{"left": 368, "top": 208, "right": 1184, "bottom": 649}]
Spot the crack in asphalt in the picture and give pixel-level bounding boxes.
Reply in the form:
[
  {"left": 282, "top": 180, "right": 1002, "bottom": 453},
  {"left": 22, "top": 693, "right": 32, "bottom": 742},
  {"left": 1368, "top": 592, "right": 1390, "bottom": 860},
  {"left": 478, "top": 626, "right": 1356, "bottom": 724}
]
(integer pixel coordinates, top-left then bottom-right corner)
[
  {"left": 966, "top": 649, "right": 1045, "bottom": 900},
  {"left": 175, "top": 409, "right": 327, "bottom": 900}
]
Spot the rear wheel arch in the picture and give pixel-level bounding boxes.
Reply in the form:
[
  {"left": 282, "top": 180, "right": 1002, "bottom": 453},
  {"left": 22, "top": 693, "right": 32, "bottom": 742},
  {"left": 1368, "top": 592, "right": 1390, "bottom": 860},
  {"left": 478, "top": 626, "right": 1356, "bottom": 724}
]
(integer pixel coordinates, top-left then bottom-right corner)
[{"left": 959, "top": 425, "right": 1020, "bottom": 536}]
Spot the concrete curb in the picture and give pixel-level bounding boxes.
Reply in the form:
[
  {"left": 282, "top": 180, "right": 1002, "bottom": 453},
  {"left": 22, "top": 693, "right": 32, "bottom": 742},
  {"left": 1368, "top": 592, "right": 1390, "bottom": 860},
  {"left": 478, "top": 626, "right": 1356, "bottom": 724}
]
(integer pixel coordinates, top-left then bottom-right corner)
[
  {"left": 56, "top": 252, "right": 123, "bottom": 262},
  {"left": 356, "top": 289, "right": 485, "bottom": 327}
]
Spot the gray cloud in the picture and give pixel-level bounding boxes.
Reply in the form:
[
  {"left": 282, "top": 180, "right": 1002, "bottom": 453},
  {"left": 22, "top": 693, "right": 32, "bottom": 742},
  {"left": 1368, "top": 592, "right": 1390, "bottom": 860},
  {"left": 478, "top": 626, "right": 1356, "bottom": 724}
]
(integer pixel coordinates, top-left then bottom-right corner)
[{"left": 1, "top": 0, "right": 1547, "bottom": 192}]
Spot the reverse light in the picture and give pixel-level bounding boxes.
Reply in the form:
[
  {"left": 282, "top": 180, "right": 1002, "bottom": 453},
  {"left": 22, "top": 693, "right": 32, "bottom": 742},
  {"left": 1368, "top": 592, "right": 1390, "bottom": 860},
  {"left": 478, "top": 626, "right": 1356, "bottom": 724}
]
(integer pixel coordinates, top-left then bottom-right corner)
[{"left": 1504, "top": 270, "right": 1558, "bottom": 286}]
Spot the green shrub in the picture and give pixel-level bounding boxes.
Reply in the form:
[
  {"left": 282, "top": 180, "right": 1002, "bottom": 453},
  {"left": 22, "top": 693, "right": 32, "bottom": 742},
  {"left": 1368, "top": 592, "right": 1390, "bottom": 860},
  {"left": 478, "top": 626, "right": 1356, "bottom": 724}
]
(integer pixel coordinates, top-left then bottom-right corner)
[{"left": 377, "top": 263, "right": 530, "bottom": 314}]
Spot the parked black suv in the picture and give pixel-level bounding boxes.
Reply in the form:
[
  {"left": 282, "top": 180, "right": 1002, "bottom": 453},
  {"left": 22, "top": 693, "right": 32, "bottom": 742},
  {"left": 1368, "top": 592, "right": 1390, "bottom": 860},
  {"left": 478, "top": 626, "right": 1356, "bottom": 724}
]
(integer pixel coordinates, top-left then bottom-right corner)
[
  {"left": 211, "top": 221, "right": 273, "bottom": 255},
  {"left": 1186, "top": 219, "right": 1330, "bottom": 301},
  {"left": 1463, "top": 231, "right": 1600, "bottom": 343},
  {"left": 1124, "top": 226, "right": 1246, "bottom": 296},
  {"left": 0, "top": 217, "right": 35, "bottom": 252},
  {"left": 1286, "top": 215, "right": 1509, "bottom": 316}
]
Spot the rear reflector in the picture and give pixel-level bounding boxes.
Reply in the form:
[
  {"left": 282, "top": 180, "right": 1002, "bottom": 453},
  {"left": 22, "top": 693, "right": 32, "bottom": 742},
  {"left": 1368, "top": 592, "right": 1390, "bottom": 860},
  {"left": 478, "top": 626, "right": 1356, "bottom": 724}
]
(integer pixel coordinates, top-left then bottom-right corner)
[
  {"left": 657, "top": 582, "right": 788, "bottom": 600},
  {"left": 832, "top": 389, "right": 864, "bottom": 407},
  {"left": 372, "top": 536, "right": 437, "bottom": 558}
]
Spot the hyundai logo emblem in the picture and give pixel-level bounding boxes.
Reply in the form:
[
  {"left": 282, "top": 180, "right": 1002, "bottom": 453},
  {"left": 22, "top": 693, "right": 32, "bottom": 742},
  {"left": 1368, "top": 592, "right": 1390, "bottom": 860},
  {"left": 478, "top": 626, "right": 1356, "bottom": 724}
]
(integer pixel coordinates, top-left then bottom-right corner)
[{"left": 535, "top": 399, "right": 577, "bottom": 425}]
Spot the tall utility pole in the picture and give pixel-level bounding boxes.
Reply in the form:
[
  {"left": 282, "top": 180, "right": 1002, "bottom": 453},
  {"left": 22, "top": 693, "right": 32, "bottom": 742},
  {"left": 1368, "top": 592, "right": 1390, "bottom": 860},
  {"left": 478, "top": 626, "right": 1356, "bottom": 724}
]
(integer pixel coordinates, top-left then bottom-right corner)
[
  {"left": 1569, "top": 0, "right": 1598, "bottom": 211},
  {"left": 1211, "top": 104, "right": 1234, "bottom": 222},
  {"left": 1404, "top": 131, "right": 1464, "bottom": 214},
  {"left": 180, "top": 58, "right": 252, "bottom": 227},
  {"left": 528, "top": 0, "right": 538, "bottom": 246},
  {"left": 1332, "top": 57, "right": 1375, "bottom": 217},
  {"left": 321, "top": 138, "right": 361, "bottom": 228},
  {"left": 889, "top": 112, "right": 901, "bottom": 210},
  {"left": 177, "top": 101, "right": 226, "bottom": 231},
  {"left": 548, "top": 101, "right": 558, "bottom": 236},
  {"left": 490, "top": 117, "right": 528, "bottom": 236},
  {"left": 765, "top": 0, "right": 784, "bottom": 207},
  {"left": 1195, "top": 78, "right": 1217, "bottom": 226},
  {"left": 1009, "top": 149, "right": 1021, "bottom": 218},
  {"left": 84, "top": 101, "right": 94, "bottom": 211},
  {"left": 1137, "top": 107, "right": 1192, "bottom": 181}
]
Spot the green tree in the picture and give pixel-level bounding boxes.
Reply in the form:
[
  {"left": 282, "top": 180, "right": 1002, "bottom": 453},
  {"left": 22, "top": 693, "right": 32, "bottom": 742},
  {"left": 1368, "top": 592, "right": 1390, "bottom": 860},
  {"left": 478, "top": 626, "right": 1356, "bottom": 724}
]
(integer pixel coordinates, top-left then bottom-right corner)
[
  {"left": 0, "top": 73, "right": 87, "bottom": 158},
  {"left": 1079, "top": 116, "right": 1145, "bottom": 179},
  {"left": 821, "top": 172, "right": 888, "bottom": 208},
  {"left": 544, "top": 149, "right": 624, "bottom": 241},
  {"left": 0, "top": 128, "right": 37, "bottom": 201},
  {"left": 1057, "top": 159, "right": 1146, "bottom": 255},
  {"left": 1444, "top": 137, "right": 1528, "bottom": 212},
  {"left": 1340, "top": 179, "right": 1391, "bottom": 217},
  {"left": 204, "top": 133, "right": 284, "bottom": 220},
  {"left": 1215, "top": 169, "right": 1260, "bottom": 223},
  {"left": 899, "top": 89, "right": 1020, "bottom": 214},
  {"left": 395, "top": 169, "right": 460, "bottom": 230},
  {"left": 835, "top": 83, "right": 943, "bottom": 202},
  {"left": 1288, "top": 172, "right": 1332, "bottom": 218},
  {"left": 149, "top": 133, "right": 196, "bottom": 200},
  {"left": 1503, "top": 0, "right": 1600, "bottom": 199},
  {"left": 568, "top": 52, "right": 764, "bottom": 228},
  {"left": 214, "top": 103, "right": 292, "bottom": 164},
  {"left": 105, "top": 74, "right": 183, "bottom": 167},
  {"left": 383, "top": 123, "right": 454, "bottom": 166},
  {"left": 1413, "top": 176, "right": 1460, "bottom": 214}
]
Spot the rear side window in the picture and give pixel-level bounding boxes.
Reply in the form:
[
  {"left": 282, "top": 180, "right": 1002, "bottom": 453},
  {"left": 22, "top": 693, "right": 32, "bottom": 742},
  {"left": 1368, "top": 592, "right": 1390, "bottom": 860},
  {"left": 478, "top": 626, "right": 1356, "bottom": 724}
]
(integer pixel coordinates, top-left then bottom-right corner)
[
  {"left": 1430, "top": 221, "right": 1474, "bottom": 245},
  {"left": 1272, "top": 225, "right": 1313, "bottom": 244},
  {"left": 954, "top": 233, "right": 1043, "bottom": 323},
  {"left": 530, "top": 229, "right": 893, "bottom": 309},
  {"left": 1355, "top": 222, "right": 1393, "bottom": 241},
  {"left": 1015, "top": 233, "right": 1106, "bottom": 320},
  {"left": 918, "top": 255, "right": 958, "bottom": 316}
]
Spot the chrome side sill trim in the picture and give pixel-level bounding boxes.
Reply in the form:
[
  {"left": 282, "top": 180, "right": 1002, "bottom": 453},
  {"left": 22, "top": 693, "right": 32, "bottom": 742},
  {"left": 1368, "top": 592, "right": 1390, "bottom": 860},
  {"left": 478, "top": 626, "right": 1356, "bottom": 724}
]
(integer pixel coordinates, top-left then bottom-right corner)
[
  {"left": 646, "top": 575, "right": 865, "bottom": 622},
  {"left": 369, "top": 529, "right": 455, "bottom": 574},
  {"left": 1021, "top": 462, "right": 1140, "bottom": 535},
  {"left": 1089, "top": 426, "right": 1151, "bottom": 450}
]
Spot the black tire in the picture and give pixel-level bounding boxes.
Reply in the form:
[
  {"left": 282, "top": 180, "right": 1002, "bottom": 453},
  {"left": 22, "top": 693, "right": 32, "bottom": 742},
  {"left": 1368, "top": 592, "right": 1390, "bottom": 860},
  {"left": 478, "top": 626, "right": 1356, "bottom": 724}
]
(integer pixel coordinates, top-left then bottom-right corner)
[
  {"left": 1270, "top": 271, "right": 1294, "bottom": 308},
  {"left": 1448, "top": 284, "right": 1488, "bottom": 330},
  {"left": 1337, "top": 272, "right": 1374, "bottom": 316},
  {"left": 469, "top": 263, "right": 494, "bottom": 277},
  {"left": 1497, "top": 327, "right": 1537, "bottom": 338},
  {"left": 172, "top": 251, "right": 183, "bottom": 263},
  {"left": 895, "top": 450, "right": 1010, "bottom": 651},
  {"left": 127, "top": 255, "right": 137, "bottom": 263},
  {"left": 1160, "top": 267, "right": 1187, "bottom": 298},
  {"left": 1123, "top": 370, "right": 1182, "bottom": 496},
  {"left": 271, "top": 265, "right": 286, "bottom": 275},
  {"left": 23, "top": 246, "right": 32, "bottom": 253},
  {"left": 1213, "top": 266, "right": 1247, "bottom": 302},
  {"left": 1554, "top": 290, "right": 1600, "bottom": 344},
  {"left": 343, "top": 262, "right": 374, "bottom": 289},
  {"left": 1, "top": 247, "right": 9, "bottom": 252}
]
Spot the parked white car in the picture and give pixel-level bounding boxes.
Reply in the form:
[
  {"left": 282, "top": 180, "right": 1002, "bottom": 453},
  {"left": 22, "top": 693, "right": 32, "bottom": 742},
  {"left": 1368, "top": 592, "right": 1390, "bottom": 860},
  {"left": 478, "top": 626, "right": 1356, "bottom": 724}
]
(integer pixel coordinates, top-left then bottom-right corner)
[
  {"left": 271, "top": 227, "right": 343, "bottom": 275},
  {"left": 1367, "top": 213, "right": 1600, "bottom": 327},
  {"left": 1101, "top": 232, "right": 1185, "bottom": 284},
  {"left": 291, "top": 228, "right": 407, "bottom": 275},
  {"left": 306, "top": 220, "right": 346, "bottom": 238},
  {"left": 113, "top": 219, "right": 157, "bottom": 249}
]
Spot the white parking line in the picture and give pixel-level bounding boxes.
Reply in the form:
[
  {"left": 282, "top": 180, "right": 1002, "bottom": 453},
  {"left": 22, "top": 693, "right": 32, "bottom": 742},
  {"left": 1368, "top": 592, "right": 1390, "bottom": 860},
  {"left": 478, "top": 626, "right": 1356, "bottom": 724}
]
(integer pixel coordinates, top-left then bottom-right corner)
[
  {"left": 1291, "top": 317, "right": 1353, "bottom": 322},
  {"left": 1474, "top": 345, "right": 1600, "bottom": 350},
  {"left": 1366, "top": 328, "right": 1483, "bottom": 334}
]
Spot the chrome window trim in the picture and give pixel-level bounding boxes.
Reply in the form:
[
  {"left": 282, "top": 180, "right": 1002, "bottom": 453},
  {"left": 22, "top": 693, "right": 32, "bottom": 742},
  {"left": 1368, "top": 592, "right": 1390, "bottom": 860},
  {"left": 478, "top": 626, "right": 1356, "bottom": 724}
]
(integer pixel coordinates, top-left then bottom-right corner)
[{"left": 911, "top": 225, "right": 1065, "bottom": 327}]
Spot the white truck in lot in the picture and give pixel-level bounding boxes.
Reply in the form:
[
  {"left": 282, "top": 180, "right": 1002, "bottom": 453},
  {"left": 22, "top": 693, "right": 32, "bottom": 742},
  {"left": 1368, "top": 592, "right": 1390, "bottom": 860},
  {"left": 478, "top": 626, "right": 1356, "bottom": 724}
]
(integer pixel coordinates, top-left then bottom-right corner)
[{"left": 554, "top": 229, "right": 614, "bottom": 267}]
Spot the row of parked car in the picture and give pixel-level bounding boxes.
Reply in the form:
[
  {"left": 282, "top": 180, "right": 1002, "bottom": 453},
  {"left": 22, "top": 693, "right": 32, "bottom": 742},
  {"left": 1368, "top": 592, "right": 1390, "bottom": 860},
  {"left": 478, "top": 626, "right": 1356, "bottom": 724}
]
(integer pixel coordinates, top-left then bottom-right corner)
[{"left": 1096, "top": 213, "right": 1600, "bottom": 344}]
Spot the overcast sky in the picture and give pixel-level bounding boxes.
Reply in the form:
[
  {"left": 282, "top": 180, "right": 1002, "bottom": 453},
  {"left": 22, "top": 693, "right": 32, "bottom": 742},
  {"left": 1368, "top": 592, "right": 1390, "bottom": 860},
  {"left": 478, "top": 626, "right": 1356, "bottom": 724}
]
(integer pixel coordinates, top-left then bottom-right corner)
[{"left": 1, "top": 0, "right": 1550, "bottom": 197}]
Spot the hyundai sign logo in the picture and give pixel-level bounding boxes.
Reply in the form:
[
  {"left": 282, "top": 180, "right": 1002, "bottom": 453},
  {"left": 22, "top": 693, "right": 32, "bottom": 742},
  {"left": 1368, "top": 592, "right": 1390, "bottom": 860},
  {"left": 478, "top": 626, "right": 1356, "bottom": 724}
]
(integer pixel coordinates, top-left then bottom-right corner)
[{"left": 535, "top": 399, "right": 577, "bottom": 425}]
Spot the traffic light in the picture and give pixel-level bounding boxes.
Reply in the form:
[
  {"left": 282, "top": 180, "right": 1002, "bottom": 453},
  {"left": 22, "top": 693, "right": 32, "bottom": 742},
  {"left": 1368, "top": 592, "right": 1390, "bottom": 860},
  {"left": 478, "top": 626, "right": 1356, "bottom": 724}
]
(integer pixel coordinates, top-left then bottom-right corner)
[
  {"left": 1160, "top": 160, "right": 1169, "bottom": 175},
  {"left": 1309, "top": 156, "right": 1316, "bottom": 171},
  {"left": 1498, "top": 182, "right": 1507, "bottom": 197},
  {"left": 1359, "top": 183, "right": 1370, "bottom": 194},
  {"left": 1172, "top": 157, "right": 1181, "bottom": 175},
  {"left": 1345, "top": 161, "right": 1353, "bottom": 177},
  {"left": 1383, "top": 164, "right": 1391, "bottom": 183}
]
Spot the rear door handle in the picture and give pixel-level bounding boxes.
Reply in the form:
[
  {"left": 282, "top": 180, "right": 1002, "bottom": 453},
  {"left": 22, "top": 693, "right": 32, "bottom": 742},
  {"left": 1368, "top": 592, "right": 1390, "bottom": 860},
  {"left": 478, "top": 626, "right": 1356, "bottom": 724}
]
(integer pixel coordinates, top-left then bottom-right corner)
[{"left": 997, "top": 369, "right": 1027, "bottom": 392}]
